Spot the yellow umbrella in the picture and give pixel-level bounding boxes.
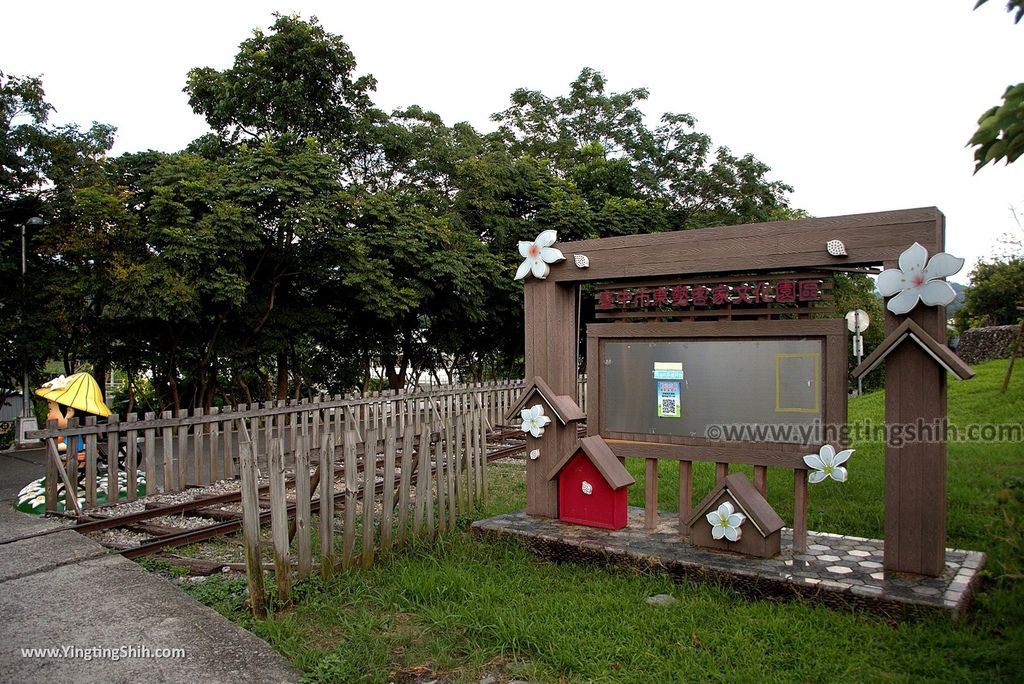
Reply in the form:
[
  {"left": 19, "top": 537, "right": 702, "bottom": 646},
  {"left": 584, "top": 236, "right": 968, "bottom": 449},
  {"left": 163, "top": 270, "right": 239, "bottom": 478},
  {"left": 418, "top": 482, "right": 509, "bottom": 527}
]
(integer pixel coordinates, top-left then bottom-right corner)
[{"left": 34, "top": 372, "right": 112, "bottom": 417}]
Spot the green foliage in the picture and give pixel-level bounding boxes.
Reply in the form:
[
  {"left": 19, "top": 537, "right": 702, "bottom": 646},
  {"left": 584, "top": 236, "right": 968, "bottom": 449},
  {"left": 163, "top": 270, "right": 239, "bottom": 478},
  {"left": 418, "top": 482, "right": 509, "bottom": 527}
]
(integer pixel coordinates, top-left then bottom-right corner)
[
  {"left": 180, "top": 361, "right": 1024, "bottom": 683},
  {"left": 970, "top": 1, "right": 1024, "bottom": 170},
  {"left": 954, "top": 256, "right": 1024, "bottom": 332}
]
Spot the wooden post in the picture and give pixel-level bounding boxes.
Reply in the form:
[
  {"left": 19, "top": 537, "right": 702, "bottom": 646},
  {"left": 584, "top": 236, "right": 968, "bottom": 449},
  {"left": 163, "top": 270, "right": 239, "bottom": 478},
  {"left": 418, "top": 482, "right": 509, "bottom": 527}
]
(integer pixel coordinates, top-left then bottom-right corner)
[
  {"left": 294, "top": 435, "right": 312, "bottom": 579},
  {"left": 269, "top": 438, "right": 291, "bottom": 604},
  {"left": 715, "top": 462, "right": 728, "bottom": 484},
  {"left": 238, "top": 427, "right": 267, "bottom": 618},
  {"left": 143, "top": 413, "right": 157, "bottom": 495},
  {"left": 193, "top": 408, "right": 204, "bottom": 486},
  {"left": 161, "top": 411, "right": 174, "bottom": 491},
  {"left": 793, "top": 469, "right": 808, "bottom": 553},
  {"left": 381, "top": 426, "right": 396, "bottom": 553},
  {"left": 435, "top": 436, "right": 446, "bottom": 534},
  {"left": 106, "top": 415, "right": 119, "bottom": 503},
  {"left": 753, "top": 465, "right": 768, "bottom": 497},
  {"left": 645, "top": 458, "right": 658, "bottom": 530},
  {"left": 678, "top": 460, "right": 692, "bottom": 537},
  {"left": 361, "top": 429, "right": 377, "bottom": 569},
  {"left": 176, "top": 409, "right": 188, "bottom": 489},
  {"left": 342, "top": 430, "right": 358, "bottom": 569},
  {"left": 319, "top": 432, "right": 336, "bottom": 578},
  {"left": 208, "top": 407, "right": 220, "bottom": 482},
  {"left": 446, "top": 423, "right": 457, "bottom": 528},
  {"left": 125, "top": 415, "right": 138, "bottom": 502},
  {"left": 85, "top": 418, "right": 98, "bottom": 508},
  {"left": 397, "top": 427, "right": 414, "bottom": 546}
]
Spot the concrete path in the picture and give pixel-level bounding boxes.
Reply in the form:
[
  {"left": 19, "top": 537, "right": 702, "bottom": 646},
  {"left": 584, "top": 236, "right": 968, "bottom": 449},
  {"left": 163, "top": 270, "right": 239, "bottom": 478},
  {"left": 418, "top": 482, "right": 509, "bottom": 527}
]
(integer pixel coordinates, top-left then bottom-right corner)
[{"left": 0, "top": 452, "right": 300, "bottom": 683}]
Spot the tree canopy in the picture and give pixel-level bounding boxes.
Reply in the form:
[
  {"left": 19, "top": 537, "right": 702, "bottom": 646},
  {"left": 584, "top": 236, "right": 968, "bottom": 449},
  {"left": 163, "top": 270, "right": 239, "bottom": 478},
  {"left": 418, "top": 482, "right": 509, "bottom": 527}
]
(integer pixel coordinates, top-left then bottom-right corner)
[{"left": 2, "top": 14, "right": 803, "bottom": 414}]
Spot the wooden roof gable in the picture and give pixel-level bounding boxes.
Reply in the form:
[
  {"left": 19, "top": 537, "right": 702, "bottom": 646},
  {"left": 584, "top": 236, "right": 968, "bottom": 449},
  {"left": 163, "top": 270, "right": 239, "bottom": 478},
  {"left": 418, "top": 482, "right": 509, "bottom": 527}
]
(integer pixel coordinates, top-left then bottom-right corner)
[
  {"left": 685, "top": 473, "right": 784, "bottom": 538},
  {"left": 506, "top": 376, "right": 585, "bottom": 426},
  {"left": 851, "top": 318, "right": 974, "bottom": 381},
  {"left": 547, "top": 435, "right": 635, "bottom": 490}
]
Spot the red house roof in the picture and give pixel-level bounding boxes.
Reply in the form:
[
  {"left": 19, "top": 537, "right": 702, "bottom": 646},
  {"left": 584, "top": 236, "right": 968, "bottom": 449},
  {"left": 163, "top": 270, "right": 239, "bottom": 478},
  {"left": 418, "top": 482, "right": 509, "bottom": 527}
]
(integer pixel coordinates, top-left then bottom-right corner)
[{"left": 547, "top": 435, "right": 635, "bottom": 490}]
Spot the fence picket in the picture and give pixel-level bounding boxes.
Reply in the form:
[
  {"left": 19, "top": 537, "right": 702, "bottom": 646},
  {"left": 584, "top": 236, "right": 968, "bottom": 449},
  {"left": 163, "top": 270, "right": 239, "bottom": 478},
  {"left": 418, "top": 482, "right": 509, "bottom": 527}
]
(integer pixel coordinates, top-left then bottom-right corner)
[
  {"left": 294, "top": 434, "right": 312, "bottom": 579},
  {"left": 397, "top": 427, "right": 414, "bottom": 546},
  {"left": 381, "top": 427, "right": 396, "bottom": 553},
  {"left": 319, "top": 432, "right": 336, "bottom": 578},
  {"left": 238, "top": 425, "right": 267, "bottom": 617},
  {"left": 143, "top": 413, "right": 157, "bottom": 495},
  {"left": 269, "top": 438, "right": 291, "bottom": 604},
  {"left": 342, "top": 429, "right": 358, "bottom": 570},
  {"left": 361, "top": 429, "right": 377, "bottom": 568}
]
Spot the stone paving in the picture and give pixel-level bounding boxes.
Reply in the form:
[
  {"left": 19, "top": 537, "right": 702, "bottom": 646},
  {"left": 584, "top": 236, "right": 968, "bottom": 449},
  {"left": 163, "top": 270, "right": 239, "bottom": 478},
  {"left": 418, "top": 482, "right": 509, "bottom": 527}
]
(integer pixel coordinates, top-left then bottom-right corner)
[{"left": 471, "top": 507, "right": 984, "bottom": 620}]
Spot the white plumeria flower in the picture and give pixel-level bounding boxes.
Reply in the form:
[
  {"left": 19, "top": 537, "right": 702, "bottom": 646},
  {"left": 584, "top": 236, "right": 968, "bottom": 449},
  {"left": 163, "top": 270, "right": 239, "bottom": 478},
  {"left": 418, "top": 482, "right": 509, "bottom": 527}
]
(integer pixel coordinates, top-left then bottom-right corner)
[
  {"left": 706, "top": 501, "right": 745, "bottom": 542},
  {"left": 520, "top": 404, "right": 551, "bottom": 438},
  {"left": 803, "top": 444, "right": 854, "bottom": 484},
  {"left": 514, "top": 230, "right": 565, "bottom": 281},
  {"left": 42, "top": 374, "right": 71, "bottom": 389},
  {"left": 876, "top": 242, "right": 964, "bottom": 315}
]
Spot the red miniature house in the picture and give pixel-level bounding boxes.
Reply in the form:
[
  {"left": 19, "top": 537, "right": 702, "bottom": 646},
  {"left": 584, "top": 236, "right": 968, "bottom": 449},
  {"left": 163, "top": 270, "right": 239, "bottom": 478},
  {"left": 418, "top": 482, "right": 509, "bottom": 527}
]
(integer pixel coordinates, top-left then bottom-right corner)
[{"left": 547, "top": 436, "right": 635, "bottom": 530}]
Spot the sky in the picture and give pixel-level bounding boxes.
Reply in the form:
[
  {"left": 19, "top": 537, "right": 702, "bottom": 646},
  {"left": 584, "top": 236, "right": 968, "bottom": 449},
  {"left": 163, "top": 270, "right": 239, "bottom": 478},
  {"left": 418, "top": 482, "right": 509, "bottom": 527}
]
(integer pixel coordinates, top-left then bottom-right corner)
[{"left": 3, "top": 1, "right": 1023, "bottom": 282}]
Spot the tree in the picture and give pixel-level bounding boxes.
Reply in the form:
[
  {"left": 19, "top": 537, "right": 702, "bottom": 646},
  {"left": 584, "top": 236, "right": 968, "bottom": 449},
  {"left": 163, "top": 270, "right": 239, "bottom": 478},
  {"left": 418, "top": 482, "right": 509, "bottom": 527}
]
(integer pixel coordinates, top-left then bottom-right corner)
[
  {"left": 954, "top": 257, "right": 1024, "bottom": 331},
  {"left": 970, "top": 1, "right": 1024, "bottom": 170}
]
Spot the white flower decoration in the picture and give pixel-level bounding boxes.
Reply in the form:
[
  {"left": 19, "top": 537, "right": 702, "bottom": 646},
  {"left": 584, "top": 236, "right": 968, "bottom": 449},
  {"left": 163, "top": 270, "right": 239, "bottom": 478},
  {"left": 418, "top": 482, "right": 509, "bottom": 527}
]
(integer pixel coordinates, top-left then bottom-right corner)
[
  {"left": 520, "top": 404, "right": 551, "bottom": 438},
  {"left": 514, "top": 230, "right": 565, "bottom": 281},
  {"left": 581, "top": 481, "right": 593, "bottom": 495},
  {"left": 876, "top": 242, "right": 964, "bottom": 315},
  {"left": 42, "top": 374, "right": 71, "bottom": 390},
  {"left": 803, "top": 444, "right": 854, "bottom": 484},
  {"left": 706, "top": 501, "right": 745, "bottom": 542}
]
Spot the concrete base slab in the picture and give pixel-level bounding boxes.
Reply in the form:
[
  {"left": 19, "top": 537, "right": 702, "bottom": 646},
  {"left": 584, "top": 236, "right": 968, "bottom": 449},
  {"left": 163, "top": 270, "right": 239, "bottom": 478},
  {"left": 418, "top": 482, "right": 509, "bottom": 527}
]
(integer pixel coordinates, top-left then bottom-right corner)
[
  {"left": 0, "top": 507, "right": 299, "bottom": 682},
  {"left": 471, "top": 507, "right": 985, "bottom": 620}
]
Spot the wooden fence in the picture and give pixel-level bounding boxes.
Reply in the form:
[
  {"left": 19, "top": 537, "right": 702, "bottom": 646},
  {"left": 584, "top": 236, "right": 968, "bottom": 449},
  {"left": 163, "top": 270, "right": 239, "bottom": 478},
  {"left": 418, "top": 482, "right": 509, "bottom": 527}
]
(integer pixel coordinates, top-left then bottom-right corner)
[
  {"left": 27, "top": 378, "right": 587, "bottom": 515},
  {"left": 239, "top": 409, "right": 491, "bottom": 616}
]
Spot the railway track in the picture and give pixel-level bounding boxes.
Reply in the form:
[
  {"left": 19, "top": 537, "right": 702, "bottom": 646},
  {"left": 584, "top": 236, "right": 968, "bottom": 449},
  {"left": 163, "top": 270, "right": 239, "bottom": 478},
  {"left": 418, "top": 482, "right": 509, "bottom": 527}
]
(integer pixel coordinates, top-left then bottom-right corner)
[{"left": 51, "top": 429, "right": 535, "bottom": 559}]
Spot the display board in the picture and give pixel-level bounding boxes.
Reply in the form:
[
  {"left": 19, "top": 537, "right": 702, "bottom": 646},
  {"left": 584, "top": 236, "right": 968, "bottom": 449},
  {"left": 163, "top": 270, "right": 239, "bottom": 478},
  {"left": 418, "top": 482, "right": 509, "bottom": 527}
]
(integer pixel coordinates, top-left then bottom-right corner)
[{"left": 601, "top": 339, "right": 823, "bottom": 444}]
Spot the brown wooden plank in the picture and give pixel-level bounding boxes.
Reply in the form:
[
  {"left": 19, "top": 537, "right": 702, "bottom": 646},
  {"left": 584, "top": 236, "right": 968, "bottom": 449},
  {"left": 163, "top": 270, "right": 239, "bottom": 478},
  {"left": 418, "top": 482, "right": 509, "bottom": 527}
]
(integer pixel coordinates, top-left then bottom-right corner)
[
  {"left": 193, "top": 408, "right": 205, "bottom": 485},
  {"left": 237, "top": 426, "right": 267, "bottom": 617},
  {"left": 793, "top": 469, "right": 808, "bottom": 553},
  {"left": 125, "top": 414, "right": 138, "bottom": 502},
  {"left": 604, "top": 439, "right": 809, "bottom": 468},
  {"left": 342, "top": 429, "right": 358, "bottom": 570},
  {"left": 678, "top": 460, "right": 692, "bottom": 537},
  {"left": 106, "top": 415, "right": 119, "bottom": 503},
  {"left": 269, "top": 438, "right": 292, "bottom": 604},
  {"left": 645, "top": 458, "right": 658, "bottom": 530},
  {"left": 445, "top": 422, "right": 456, "bottom": 528},
  {"left": 361, "top": 429, "right": 377, "bottom": 569},
  {"left": 143, "top": 413, "right": 157, "bottom": 495},
  {"left": 85, "top": 418, "right": 98, "bottom": 507},
  {"left": 319, "top": 431, "right": 336, "bottom": 578},
  {"left": 434, "top": 436, "right": 446, "bottom": 534},
  {"left": 176, "top": 410, "right": 188, "bottom": 489},
  {"left": 715, "top": 462, "right": 729, "bottom": 483},
  {"left": 208, "top": 408, "right": 220, "bottom": 482},
  {"left": 397, "top": 427, "right": 414, "bottom": 546},
  {"left": 550, "top": 209, "right": 943, "bottom": 283},
  {"left": 753, "top": 465, "right": 768, "bottom": 497},
  {"left": 294, "top": 434, "right": 312, "bottom": 579},
  {"left": 381, "top": 426, "right": 396, "bottom": 553}
]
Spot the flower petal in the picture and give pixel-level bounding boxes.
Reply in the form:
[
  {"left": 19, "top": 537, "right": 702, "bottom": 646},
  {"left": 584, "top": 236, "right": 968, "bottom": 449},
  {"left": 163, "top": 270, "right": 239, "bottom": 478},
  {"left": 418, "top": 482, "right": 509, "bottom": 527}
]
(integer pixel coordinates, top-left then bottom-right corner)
[
  {"left": 706, "top": 511, "right": 719, "bottom": 526},
  {"left": 819, "top": 444, "right": 836, "bottom": 466},
  {"left": 886, "top": 288, "right": 920, "bottom": 315},
  {"left": 530, "top": 258, "right": 550, "bottom": 279},
  {"left": 919, "top": 280, "right": 955, "bottom": 307},
  {"left": 538, "top": 414, "right": 551, "bottom": 427},
  {"left": 521, "top": 419, "right": 531, "bottom": 433},
  {"left": 830, "top": 466, "right": 848, "bottom": 482},
  {"left": 535, "top": 230, "right": 557, "bottom": 247},
  {"left": 711, "top": 525, "right": 726, "bottom": 540},
  {"left": 833, "top": 449, "right": 854, "bottom": 466},
  {"left": 724, "top": 525, "right": 740, "bottom": 542},
  {"left": 529, "top": 425, "right": 545, "bottom": 438},
  {"left": 521, "top": 409, "right": 533, "bottom": 422},
  {"left": 808, "top": 470, "right": 827, "bottom": 484},
  {"left": 518, "top": 241, "right": 534, "bottom": 258},
  {"left": 803, "top": 453, "right": 825, "bottom": 470},
  {"left": 539, "top": 247, "right": 565, "bottom": 264},
  {"left": 530, "top": 404, "right": 545, "bottom": 419},
  {"left": 876, "top": 268, "right": 908, "bottom": 297},
  {"left": 727, "top": 513, "right": 745, "bottom": 528},
  {"left": 514, "top": 258, "right": 532, "bottom": 281},
  {"left": 898, "top": 242, "right": 928, "bottom": 275},
  {"left": 923, "top": 252, "right": 965, "bottom": 280},
  {"left": 716, "top": 501, "right": 734, "bottom": 517}
]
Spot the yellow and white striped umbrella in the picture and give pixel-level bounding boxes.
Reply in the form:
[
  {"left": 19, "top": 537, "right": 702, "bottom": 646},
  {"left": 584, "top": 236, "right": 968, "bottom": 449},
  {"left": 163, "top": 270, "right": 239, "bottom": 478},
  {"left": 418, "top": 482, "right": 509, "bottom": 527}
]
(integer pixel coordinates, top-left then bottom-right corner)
[{"left": 34, "top": 372, "right": 112, "bottom": 417}]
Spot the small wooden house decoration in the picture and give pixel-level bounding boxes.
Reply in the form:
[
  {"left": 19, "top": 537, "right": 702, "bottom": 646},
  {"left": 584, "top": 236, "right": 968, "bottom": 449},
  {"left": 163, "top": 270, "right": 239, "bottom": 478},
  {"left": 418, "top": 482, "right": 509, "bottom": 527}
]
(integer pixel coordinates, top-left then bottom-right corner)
[
  {"left": 547, "top": 435, "right": 635, "bottom": 530},
  {"left": 506, "top": 376, "right": 586, "bottom": 428},
  {"left": 685, "top": 473, "right": 785, "bottom": 558},
  {"left": 851, "top": 318, "right": 975, "bottom": 381}
]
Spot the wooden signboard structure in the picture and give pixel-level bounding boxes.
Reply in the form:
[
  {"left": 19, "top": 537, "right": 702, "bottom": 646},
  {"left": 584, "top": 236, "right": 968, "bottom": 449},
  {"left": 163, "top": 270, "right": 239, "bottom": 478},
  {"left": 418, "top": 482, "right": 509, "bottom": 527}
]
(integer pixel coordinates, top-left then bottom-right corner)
[{"left": 514, "top": 207, "right": 970, "bottom": 576}]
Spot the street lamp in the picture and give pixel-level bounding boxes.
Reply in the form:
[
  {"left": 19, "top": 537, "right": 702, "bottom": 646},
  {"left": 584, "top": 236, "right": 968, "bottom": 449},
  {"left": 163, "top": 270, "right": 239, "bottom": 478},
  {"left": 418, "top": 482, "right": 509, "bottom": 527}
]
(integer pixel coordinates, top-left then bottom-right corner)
[{"left": 15, "top": 216, "right": 44, "bottom": 447}]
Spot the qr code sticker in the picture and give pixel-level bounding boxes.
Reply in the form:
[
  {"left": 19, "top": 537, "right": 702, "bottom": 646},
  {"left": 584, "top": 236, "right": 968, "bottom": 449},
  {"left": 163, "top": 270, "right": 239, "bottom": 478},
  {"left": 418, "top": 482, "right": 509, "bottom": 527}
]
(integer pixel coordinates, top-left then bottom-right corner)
[{"left": 661, "top": 399, "right": 676, "bottom": 415}]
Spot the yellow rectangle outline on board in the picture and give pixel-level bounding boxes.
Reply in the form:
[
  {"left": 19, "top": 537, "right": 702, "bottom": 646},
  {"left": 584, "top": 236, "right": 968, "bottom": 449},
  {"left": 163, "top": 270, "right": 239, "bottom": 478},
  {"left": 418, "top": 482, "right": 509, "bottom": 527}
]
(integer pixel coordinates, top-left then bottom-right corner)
[{"left": 774, "top": 352, "right": 821, "bottom": 414}]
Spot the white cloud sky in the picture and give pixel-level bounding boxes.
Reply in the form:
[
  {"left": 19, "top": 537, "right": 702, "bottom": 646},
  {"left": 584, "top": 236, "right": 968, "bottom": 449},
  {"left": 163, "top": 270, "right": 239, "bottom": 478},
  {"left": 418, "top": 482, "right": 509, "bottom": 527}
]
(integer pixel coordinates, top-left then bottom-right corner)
[{"left": 3, "top": 1, "right": 1022, "bottom": 280}]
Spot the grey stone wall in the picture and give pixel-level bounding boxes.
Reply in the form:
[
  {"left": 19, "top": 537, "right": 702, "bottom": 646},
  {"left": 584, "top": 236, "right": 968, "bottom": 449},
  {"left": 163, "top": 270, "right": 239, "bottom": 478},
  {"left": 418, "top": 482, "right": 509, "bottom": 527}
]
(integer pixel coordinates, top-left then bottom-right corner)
[{"left": 955, "top": 325, "right": 1021, "bottom": 364}]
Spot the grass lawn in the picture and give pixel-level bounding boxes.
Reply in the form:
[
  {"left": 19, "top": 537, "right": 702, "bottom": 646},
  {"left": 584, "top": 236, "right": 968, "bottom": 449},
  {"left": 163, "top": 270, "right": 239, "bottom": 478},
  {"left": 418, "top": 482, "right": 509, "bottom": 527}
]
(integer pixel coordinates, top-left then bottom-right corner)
[{"left": 176, "top": 360, "right": 1024, "bottom": 683}]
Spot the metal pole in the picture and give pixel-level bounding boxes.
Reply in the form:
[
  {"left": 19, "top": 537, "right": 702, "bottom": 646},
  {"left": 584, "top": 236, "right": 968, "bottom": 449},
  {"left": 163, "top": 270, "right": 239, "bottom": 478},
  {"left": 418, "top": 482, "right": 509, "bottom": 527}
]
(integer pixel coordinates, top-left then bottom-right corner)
[
  {"left": 855, "top": 311, "right": 863, "bottom": 396},
  {"left": 16, "top": 218, "right": 41, "bottom": 446}
]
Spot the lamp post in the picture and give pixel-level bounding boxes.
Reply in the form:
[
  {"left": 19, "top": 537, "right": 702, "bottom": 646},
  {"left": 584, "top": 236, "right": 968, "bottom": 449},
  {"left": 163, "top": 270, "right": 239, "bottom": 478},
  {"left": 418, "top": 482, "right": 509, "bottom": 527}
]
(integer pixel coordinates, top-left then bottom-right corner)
[{"left": 15, "top": 216, "right": 44, "bottom": 447}]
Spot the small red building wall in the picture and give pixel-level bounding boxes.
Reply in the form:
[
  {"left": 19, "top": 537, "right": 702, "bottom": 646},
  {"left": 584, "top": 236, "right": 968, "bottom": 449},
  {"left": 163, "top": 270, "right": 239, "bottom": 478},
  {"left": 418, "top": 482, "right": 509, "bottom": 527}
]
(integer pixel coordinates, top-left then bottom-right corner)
[{"left": 558, "top": 452, "right": 628, "bottom": 530}]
